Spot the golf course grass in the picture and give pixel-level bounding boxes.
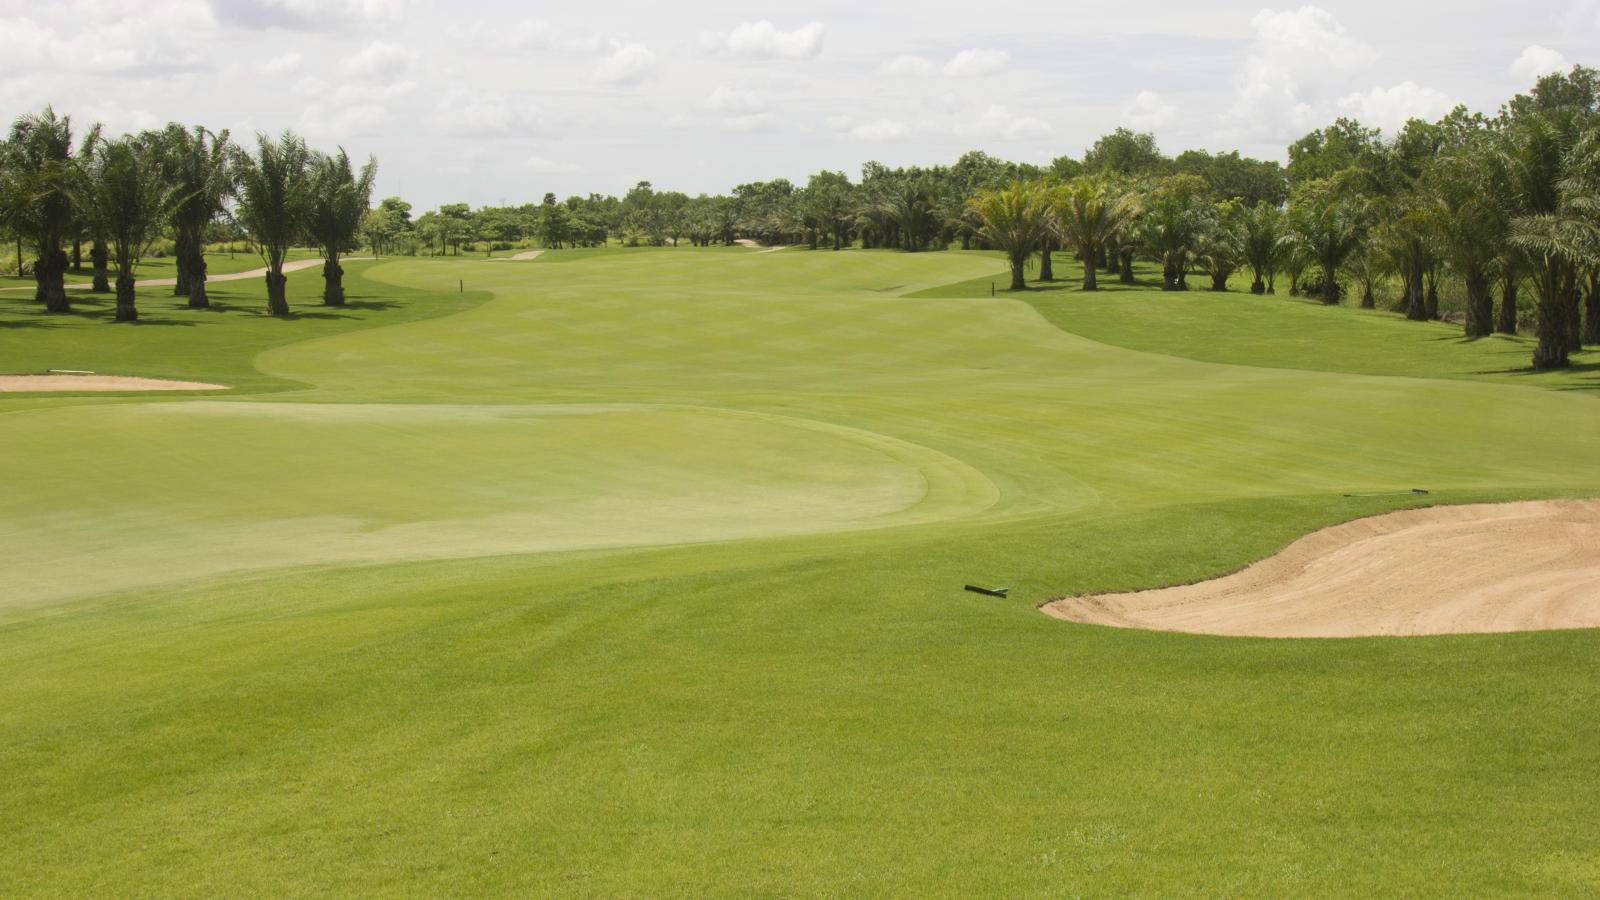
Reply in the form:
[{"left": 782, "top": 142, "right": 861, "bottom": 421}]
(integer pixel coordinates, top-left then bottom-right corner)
[{"left": 3, "top": 247, "right": 1598, "bottom": 895}]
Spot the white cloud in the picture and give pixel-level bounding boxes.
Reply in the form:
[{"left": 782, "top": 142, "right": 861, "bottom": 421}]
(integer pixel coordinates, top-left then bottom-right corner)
[
  {"left": 259, "top": 51, "right": 302, "bottom": 75},
  {"left": 0, "top": 2, "right": 218, "bottom": 75},
  {"left": 594, "top": 42, "right": 657, "bottom": 85},
  {"left": 1122, "top": 90, "right": 1176, "bottom": 130},
  {"left": 524, "top": 155, "right": 582, "bottom": 174},
  {"left": 1511, "top": 45, "right": 1569, "bottom": 83},
  {"left": 880, "top": 54, "right": 933, "bottom": 77},
  {"left": 1337, "top": 81, "right": 1456, "bottom": 133},
  {"left": 704, "top": 86, "right": 766, "bottom": 113},
  {"left": 968, "top": 105, "right": 1052, "bottom": 141},
  {"left": 700, "top": 21, "right": 824, "bottom": 60},
  {"left": 342, "top": 41, "right": 415, "bottom": 82},
  {"left": 1228, "top": 6, "right": 1379, "bottom": 140},
  {"left": 723, "top": 113, "right": 776, "bottom": 133},
  {"left": 943, "top": 48, "right": 1009, "bottom": 77},
  {"left": 849, "top": 119, "right": 908, "bottom": 141},
  {"left": 431, "top": 90, "right": 544, "bottom": 136},
  {"left": 489, "top": 18, "right": 603, "bottom": 53},
  {"left": 213, "top": 0, "right": 410, "bottom": 31}
]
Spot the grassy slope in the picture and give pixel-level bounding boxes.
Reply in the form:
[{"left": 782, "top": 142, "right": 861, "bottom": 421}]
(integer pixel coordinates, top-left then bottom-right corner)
[
  {"left": 912, "top": 264, "right": 1600, "bottom": 393},
  {"left": 2, "top": 247, "right": 1598, "bottom": 895}
]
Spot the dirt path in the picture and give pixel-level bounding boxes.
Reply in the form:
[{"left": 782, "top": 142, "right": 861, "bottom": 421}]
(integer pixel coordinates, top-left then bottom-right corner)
[
  {"left": 2, "top": 257, "right": 376, "bottom": 293},
  {"left": 487, "top": 249, "right": 545, "bottom": 261},
  {"left": 734, "top": 239, "right": 793, "bottom": 254},
  {"left": 1041, "top": 500, "right": 1600, "bottom": 637},
  {"left": 0, "top": 374, "right": 227, "bottom": 392}
]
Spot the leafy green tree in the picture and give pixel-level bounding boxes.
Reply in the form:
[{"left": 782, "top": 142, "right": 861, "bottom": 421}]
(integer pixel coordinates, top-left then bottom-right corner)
[
  {"left": 1141, "top": 174, "right": 1211, "bottom": 290},
  {"left": 1083, "top": 128, "right": 1168, "bottom": 176},
  {"left": 1050, "top": 176, "right": 1137, "bottom": 290},
  {"left": 967, "top": 181, "right": 1049, "bottom": 291},
  {"left": 1242, "top": 203, "right": 1282, "bottom": 294},
  {"left": 231, "top": 131, "right": 312, "bottom": 317},
  {"left": 1286, "top": 117, "right": 1384, "bottom": 186},
  {"left": 1192, "top": 200, "right": 1247, "bottom": 291},
  {"left": 1281, "top": 179, "right": 1369, "bottom": 304},
  {"left": 160, "top": 124, "right": 231, "bottom": 308},
  {"left": 76, "top": 134, "right": 177, "bottom": 321},
  {"left": 305, "top": 148, "right": 376, "bottom": 306},
  {"left": 1424, "top": 141, "right": 1509, "bottom": 336},
  {"left": 1, "top": 107, "right": 87, "bottom": 312}
]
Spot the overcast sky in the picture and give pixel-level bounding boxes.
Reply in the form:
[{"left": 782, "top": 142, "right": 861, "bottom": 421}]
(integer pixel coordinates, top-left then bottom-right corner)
[{"left": 3, "top": 1, "right": 1595, "bottom": 209}]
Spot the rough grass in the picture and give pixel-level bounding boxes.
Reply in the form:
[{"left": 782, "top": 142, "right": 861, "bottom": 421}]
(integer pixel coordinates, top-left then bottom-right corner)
[{"left": 2, "top": 246, "right": 1598, "bottom": 896}]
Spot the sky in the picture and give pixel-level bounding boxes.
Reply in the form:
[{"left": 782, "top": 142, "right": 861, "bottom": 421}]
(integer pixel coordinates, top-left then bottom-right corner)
[{"left": 3, "top": 0, "right": 1596, "bottom": 210}]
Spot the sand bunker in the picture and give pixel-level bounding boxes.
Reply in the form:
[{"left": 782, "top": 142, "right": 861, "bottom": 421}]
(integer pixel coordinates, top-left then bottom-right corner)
[
  {"left": 0, "top": 374, "right": 227, "bottom": 392},
  {"left": 1042, "top": 500, "right": 1600, "bottom": 637}
]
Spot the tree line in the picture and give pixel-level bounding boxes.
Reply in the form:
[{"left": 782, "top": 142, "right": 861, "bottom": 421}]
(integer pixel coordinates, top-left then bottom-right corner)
[
  {"left": 0, "top": 107, "right": 374, "bottom": 320},
  {"left": 965, "top": 67, "right": 1600, "bottom": 370}
]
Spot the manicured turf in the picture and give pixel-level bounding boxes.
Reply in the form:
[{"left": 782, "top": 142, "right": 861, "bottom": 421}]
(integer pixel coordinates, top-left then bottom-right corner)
[{"left": 3, "top": 248, "right": 1598, "bottom": 895}]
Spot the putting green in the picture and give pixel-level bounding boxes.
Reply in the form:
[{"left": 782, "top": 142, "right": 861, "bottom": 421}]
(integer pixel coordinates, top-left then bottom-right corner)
[
  {"left": 0, "top": 400, "right": 999, "bottom": 605},
  {"left": 4, "top": 248, "right": 1600, "bottom": 895}
]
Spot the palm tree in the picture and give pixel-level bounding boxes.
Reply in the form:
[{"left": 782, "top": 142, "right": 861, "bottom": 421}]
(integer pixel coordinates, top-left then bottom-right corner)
[
  {"left": 1282, "top": 179, "right": 1368, "bottom": 304},
  {"left": 76, "top": 134, "right": 179, "bottom": 322},
  {"left": 161, "top": 125, "right": 232, "bottom": 309},
  {"left": 1140, "top": 174, "right": 1210, "bottom": 291},
  {"left": 1192, "top": 200, "right": 1247, "bottom": 292},
  {"left": 305, "top": 148, "right": 376, "bottom": 306},
  {"left": 1424, "top": 143, "right": 1510, "bottom": 337},
  {"left": 1506, "top": 114, "right": 1585, "bottom": 368},
  {"left": 231, "top": 131, "right": 311, "bottom": 317},
  {"left": 1050, "top": 176, "right": 1137, "bottom": 290},
  {"left": 1241, "top": 203, "right": 1281, "bottom": 294},
  {"left": 0, "top": 107, "right": 87, "bottom": 313},
  {"left": 966, "top": 181, "right": 1049, "bottom": 291}
]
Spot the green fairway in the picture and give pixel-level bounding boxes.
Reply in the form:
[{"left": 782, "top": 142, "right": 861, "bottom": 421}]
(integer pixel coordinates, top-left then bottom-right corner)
[{"left": 3, "top": 248, "right": 1599, "bottom": 895}]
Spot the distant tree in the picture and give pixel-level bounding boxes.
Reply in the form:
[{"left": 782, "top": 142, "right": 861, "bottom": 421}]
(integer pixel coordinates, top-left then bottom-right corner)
[
  {"left": 1286, "top": 118, "right": 1384, "bottom": 185},
  {"left": 304, "top": 148, "right": 375, "bottom": 306},
  {"left": 0, "top": 107, "right": 86, "bottom": 312},
  {"left": 1083, "top": 128, "right": 1168, "bottom": 176},
  {"left": 231, "top": 131, "right": 312, "bottom": 316},
  {"left": 1050, "top": 176, "right": 1137, "bottom": 290},
  {"left": 1424, "top": 140, "right": 1509, "bottom": 336},
  {"left": 160, "top": 124, "right": 231, "bottom": 308},
  {"left": 76, "top": 134, "right": 177, "bottom": 322},
  {"left": 1242, "top": 203, "right": 1282, "bottom": 294},
  {"left": 1141, "top": 174, "right": 1211, "bottom": 290},
  {"left": 1192, "top": 200, "right": 1247, "bottom": 291},
  {"left": 1282, "top": 178, "right": 1369, "bottom": 304},
  {"left": 967, "top": 181, "right": 1049, "bottom": 291}
]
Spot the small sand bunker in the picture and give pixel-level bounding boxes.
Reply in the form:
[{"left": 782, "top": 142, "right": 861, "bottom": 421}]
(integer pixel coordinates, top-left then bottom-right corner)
[
  {"left": 0, "top": 374, "right": 227, "bottom": 392},
  {"left": 1042, "top": 500, "right": 1600, "bottom": 637}
]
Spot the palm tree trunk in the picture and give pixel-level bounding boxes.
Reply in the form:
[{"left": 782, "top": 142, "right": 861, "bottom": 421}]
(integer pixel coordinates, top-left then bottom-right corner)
[
  {"left": 90, "top": 240, "right": 110, "bottom": 293},
  {"left": 36, "top": 246, "right": 70, "bottom": 313},
  {"left": 266, "top": 267, "right": 290, "bottom": 317},
  {"left": 1039, "top": 239, "right": 1054, "bottom": 281},
  {"left": 1423, "top": 271, "right": 1439, "bottom": 319},
  {"left": 1464, "top": 270, "right": 1492, "bottom": 338},
  {"left": 322, "top": 256, "right": 345, "bottom": 306},
  {"left": 1081, "top": 242, "right": 1097, "bottom": 291},
  {"left": 1008, "top": 255, "right": 1027, "bottom": 291},
  {"left": 1498, "top": 274, "right": 1518, "bottom": 335},
  {"left": 1533, "top": 266, "right": 1570, "bottom": 369},
  {"left": 1360, "top": 282, "right": 1375, "bottom": 309},
  {"left": 1119, "top": 250, "right": 1135, "bottom": 284},
  {"left": 186, "top": 247, "right": 209, "bottom": 309},
  {"left": 1405, "top": 260, "right": 1427, "bottom": 321},
  {"left": 1321, "top": 264, "right": 1339, "bottom": 304},
  {"left": 1212, "top": 272, "right": 1229, "bottom": 292},
  {"left": 1566, "top": 287, "right": 1583, "bottom": 352},
  {"left": 1585, "top": 278, "right": 1600, "bottom": 346},
  {"left": 114, "top": 272, "right": 138, "bottom": 322}
]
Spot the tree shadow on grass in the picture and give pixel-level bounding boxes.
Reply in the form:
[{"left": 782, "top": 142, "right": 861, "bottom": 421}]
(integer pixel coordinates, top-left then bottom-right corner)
[{"left": 0, "top": 318, "right": 60, "bottom": 329}]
